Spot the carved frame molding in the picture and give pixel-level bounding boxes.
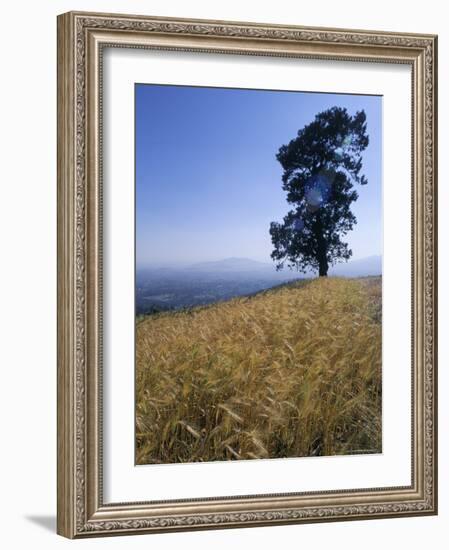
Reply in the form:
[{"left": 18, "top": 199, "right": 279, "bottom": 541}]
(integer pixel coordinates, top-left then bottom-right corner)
[{"left": 57, "top": 11, "right": 437, "bottom": 538}]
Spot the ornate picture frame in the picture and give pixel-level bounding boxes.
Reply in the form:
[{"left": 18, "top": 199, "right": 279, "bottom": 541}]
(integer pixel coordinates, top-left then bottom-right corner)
[{"left": 57, "top": 11, "right": 437, "bottom": 538}]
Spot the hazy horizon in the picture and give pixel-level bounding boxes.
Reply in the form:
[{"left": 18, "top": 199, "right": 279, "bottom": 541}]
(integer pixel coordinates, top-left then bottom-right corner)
[
  {"left": 136, "top": 84, "right": 382, "bottom": 267},
  {"left": 136, "top": 253, "right": 382, "bottom": 270}
]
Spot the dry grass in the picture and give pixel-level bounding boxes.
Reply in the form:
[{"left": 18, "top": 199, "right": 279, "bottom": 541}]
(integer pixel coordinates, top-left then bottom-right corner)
[{"left": 136, "top": 276, "right": 382, "bottom": 464}]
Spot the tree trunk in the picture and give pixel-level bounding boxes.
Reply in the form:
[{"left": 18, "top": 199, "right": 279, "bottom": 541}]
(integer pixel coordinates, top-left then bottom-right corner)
[
  {"left": 318, "top": 258, "right": 328, "bottom": 277},
  {"left": 315, "top": 214, "right": 328, "bottom": 276},
  {"left": 317, "top": 233, "right": 328, "bottom": 276}
]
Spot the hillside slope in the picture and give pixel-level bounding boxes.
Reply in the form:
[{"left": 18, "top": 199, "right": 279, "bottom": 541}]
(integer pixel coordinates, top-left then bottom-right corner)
[{"left": 136, "top": 277, "right": 382, "bottom": 464}]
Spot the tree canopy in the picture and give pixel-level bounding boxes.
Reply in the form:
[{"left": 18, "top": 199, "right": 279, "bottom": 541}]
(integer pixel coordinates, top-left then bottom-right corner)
[{"left": 270, "top": 106, "right": 369, "bottom": 277}]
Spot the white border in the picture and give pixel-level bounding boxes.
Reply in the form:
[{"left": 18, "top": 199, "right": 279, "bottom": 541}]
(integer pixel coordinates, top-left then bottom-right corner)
[{"left": 103, "top": 48, "right": 411, "bottom": 503}]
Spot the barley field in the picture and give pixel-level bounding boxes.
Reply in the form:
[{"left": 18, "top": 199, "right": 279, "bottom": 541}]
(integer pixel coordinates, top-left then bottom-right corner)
[{"left": 135, "top": 276, "right": 382, "bottom": 464}]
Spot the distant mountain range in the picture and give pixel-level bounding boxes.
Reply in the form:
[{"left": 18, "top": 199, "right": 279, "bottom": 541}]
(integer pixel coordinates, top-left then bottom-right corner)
[
  {"left": 186, "top": 257, "right": 273, "bottom": 273},
  {"left": 136, "top": 256, "right": 382, "bottom": 314},
  {"left": 330, "top": 255, "right": 382, "bottom": 277},
  {"left": 185, "top": 255, "right": 382, "bottom": 277}
]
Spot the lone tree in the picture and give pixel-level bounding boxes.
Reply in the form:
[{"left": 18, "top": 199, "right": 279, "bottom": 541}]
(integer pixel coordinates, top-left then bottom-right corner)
[{"left": 270, "top": 106, "right": 369, "bottom": 277}]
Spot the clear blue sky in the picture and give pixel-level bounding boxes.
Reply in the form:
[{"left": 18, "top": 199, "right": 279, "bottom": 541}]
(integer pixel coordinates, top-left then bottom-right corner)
[{"left": 136, "top": 84, "right": 382, "bottom": 267}]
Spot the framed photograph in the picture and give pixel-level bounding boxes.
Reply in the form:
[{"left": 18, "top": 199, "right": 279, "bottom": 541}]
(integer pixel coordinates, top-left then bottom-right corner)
[{"left": 57, "top": 11, "right": 438, "bottom": 538}]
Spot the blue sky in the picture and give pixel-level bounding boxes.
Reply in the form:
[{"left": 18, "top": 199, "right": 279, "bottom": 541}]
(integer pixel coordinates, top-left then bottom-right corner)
[{"left": 136, "top": 84, "right": 382, "bottom": 267}]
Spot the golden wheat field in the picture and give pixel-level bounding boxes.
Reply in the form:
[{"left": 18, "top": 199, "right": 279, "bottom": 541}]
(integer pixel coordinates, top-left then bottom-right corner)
[{"left": 135, "top": 276, "right": 382, "bottom": 464}]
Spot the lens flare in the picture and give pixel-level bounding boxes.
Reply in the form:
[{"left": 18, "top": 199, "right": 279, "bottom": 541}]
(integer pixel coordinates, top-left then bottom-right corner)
[
  {"left": 342, "top": 135, "right": 353, "bottom": 147},
  {"left": 292, "top": 218, "right": 304, "bottom": 231},
  {"left": 334, "top": 147, "right": 344, "bottom": 161},
  {"left": 305, "top": 172, "right": 334, "bottom": 212},
  {"left": 305, "top": 188, "right": 323, "bottom": 211}
]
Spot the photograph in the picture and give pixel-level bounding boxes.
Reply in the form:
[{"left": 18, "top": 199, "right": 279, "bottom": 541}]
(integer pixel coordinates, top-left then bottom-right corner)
[{"left": 134, "top": 84, "right": 383, "bottom": 465}]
